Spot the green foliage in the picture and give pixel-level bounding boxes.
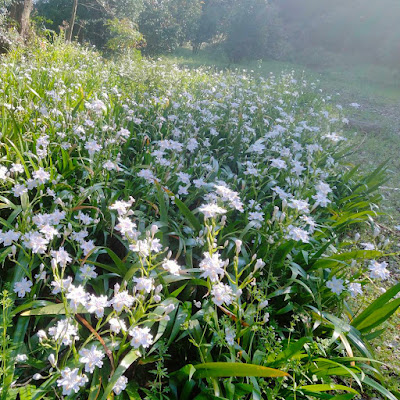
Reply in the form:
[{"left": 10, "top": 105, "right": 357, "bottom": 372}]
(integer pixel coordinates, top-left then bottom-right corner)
[
  {"left": 105, "top": 17, "right": 145, "bottom": 54},
  {"left": 138, "top": 0, "right": 202, "bottom": 54}
]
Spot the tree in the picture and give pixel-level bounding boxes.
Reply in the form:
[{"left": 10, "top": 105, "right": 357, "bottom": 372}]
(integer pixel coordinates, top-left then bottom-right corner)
[
  {"left": 66, "top": 0, "right": 78, "bottom": 41},
  {"left": 188, "top": 0, "right": 228, "bottom": 53},
  {"left": 138, "top": 0, "right": 201, "bottom": 54},
  {"left": 36, "top": 0, "right": 144, "bottom": 48},
  {"left": 9, "top": 0, "right": 33, "bottom": 40}
]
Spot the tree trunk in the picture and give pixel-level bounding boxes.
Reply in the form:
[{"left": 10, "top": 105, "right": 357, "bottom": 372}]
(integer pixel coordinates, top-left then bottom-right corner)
[
  {"left": 66, "top": 0, "right": 79, "bottom": 42},
  {"left": 9, "top": 0, "right": 32, "bottom": 41}
]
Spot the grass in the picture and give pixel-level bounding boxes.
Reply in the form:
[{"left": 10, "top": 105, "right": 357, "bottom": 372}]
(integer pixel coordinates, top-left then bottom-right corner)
[{"left": 167, "top": 46, "right": 400, "bottom": 392}]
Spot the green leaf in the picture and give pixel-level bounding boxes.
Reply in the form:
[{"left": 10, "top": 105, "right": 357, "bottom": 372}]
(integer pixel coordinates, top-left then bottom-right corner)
[
  {"left": 298, "top": 384, "right": 359, "bottom": 395},
  {"left": 192, "top": 362, "right": 289, "bottom": 379},
  {"left": 357, "top": 298, "right": 400, "bottom": 333},
  {"left": 351, "top": 282, "right": 400, "bottom": 331},
  {"left": 361, "top": 376, "right": 398, "bottom": 400},
  {"left": 311, "top": 250, "right": 383, "bottom": 271},
  {"left": 125, "top": 382, "right": 142, "bottom": 399},
  {"left": 103, "top": 247, "right": 128, "bottom": 275},
  {"left": 21, "top": 303, "right": 85, "bottom": 316},
  {"left": 12, "top": 300, "right": 54, "bottom": 316},
  {"left": 268, "top": 337, "right": 310, "bottom": 367},
  {"left": 101, "top": 349, "right": 141, "bottom": 400},
  {"left": 174, "top": 197, "right": 201, "bottom": 232},
  {"left": 31, "top": 375, "right": 59, "bottom": 400}
]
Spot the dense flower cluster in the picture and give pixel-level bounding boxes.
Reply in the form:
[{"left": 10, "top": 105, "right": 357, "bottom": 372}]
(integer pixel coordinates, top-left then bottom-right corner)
[{"left": 0, "top": 43, "right": 395, "bottom": 399}]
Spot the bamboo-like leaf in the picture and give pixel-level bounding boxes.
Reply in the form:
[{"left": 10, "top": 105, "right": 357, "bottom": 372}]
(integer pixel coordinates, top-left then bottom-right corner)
[
  {"left": 298, "top": 384, "right": 359, "bottom": 395},
  {"left": 351, "top": 282, "right": 400, "bottom": 330},
  {"left": 192, "top": 362, "right": 289, "bottom": 379},
  {"left": 21, "top": 303, "right": 85, "bottom": 316},
  {"left": 361, "top": 376, "right": 398, "bottom": 400},
  {"left": 173, "top": 197, "right": 201, "bottom": 232}
]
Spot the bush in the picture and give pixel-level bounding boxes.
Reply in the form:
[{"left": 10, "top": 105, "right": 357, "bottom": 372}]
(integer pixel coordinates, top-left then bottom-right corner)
[
  {"left": 105, "top": 17, "right": 145, "bottom": 55},
  {"left": 0, "top": 40, "right": 398, "bottom": 399}
]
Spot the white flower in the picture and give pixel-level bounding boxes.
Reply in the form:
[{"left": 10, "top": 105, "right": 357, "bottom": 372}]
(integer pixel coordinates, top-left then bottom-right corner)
[
  {"left": 79, "top": 264, "right": 98, "bottom": 280},
  {"left": 109, "top": 198, "right": 135, "bottom": 216},
  {"left": 33, "top": 168, "right": 50, "bottom": 185},
  {"left": 75, "top": 211, "right": 93, "bottom": 225},
  {"left": 138, "top": 168, "right": 156, "bottom": 183},
  {"left": 103, "top": 160, "right": 118, "bottom": 171},
  {"left": 193, "top": 178, "right": 207, "bottom": 188},
  {"left": 133, "top": 277, "right": 154, "bottom": 293},
  {"left": 81, "top": 239, "right": 96, "bottom": 256},
  {"left": 214, "top": 184, "right": 244, "bottom": 212},
  {"left": 0, "top": 230, "right": 21, "bottom": 246},
  {"left": 176, "top": 172, "right": 191, "bottom": 185},
  {"left": 162, "top": 259, "right": 181, "bottom": 275},
  {"left": 86, "top": 295, "right": 109, "bottom": 318},
  {"left": 111, "top": 290, "right": 135, "bottom": 312},
  {"left": 348, "top": 282, "right": 363, "bottom": 297},
  {"left": 10, "top": 163, "right": 24, "bottom": 173},
  {"left": 225, "top": 327, "right": 235, "bottom": 346},
  {"left": 40, "top": 224, "right": 59, "bottom": 241},
  {"left": 14, "top": 277, "right": 33, "bottom": 298},
  {"left": 113, "top": 375, "right": 128, "bottom": 395},
  {"left": 130, "top": 238, "right": 162, "bottom": 257},
  {"left": 369, "top": 260, "right": 390, "bottom": 280},
  {"left": 66, "top": 285, "right": 89, "bottom": 311},
  {"left": 85, "top": 139, "right": 102, "bottom": 156},
  {"left": 51, "top": 276, "right": 73, "bottom": 294},
  {"left": 255, "top": 259, "right": 266, "bottom": 270},
  {"left": 270, "top": 158, "right": 287, "bottom": 169},
  {"left": 109, "top": 317, "right": 127, "bottom": 334},
  {"left": 211, "top": 283, "right": 234, "bottom": 306},
  {"left": 286, "top": 225, "right": 310, "bottom": 243},
  {"left": 312, "top": 192, "right": 331, "bottom": 207},
  {"left": 57, "top": 367, "right": 88, "bottom": 396},
  {"left": 22, "top": 231, "right": 49, "bottom": 254},
  {"left": 248, "top": 211, "right": 264, "bottom": 228},
  {"left": 89, "top": 99, "right": 107, "bottom": 114},
  {"left": 288, "top": 199, "right": 310, "bottom": 214},
  {"left": 129, "top": 326, "right": 153, "bottom": 349},
  {"left": 79, "top": 345, "right": 105, "bottom": 373},
  {"left": 326, "top": 276, "right": 345, "bottom": 295},
  {"left": 199, "top": 252, "right": 226, "bottom": 282},
  {"left": 12, "top": 183, "right": 28, "bottom": 197},
  {"left": 48, "top": 319, "right": 79, "bottom": 346},
  {"left": 115, "top": 217, "right": 137, "bottom": 239},
  {"left": 16, "top": 354, "right": 28, "bottom": 363},
  {"left": 48, "top": 353, "right": 56, "bottom": 367},
  {"left": 51, "top": 247, "right": 72, "bottom": 268},
  {"left": 37, "top": 330, "right": 47, "bottom": 342},
  {"left": 198, "top": 203, "right": 227, "bottom": 219},
  {"left": 316, "top": 181, "right": 332, "bottom": 196}
]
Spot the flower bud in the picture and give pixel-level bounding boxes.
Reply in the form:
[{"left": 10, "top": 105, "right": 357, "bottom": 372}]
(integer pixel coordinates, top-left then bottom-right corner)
[{"left": 48, "top": 353, "right": 56, "bottom": 367}]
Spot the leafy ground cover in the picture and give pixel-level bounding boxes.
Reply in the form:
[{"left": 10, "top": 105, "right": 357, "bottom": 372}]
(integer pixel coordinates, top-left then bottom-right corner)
[
  {"left": 169, "top": 47, "right": 400, "bottom": 393},
  {"left": 0, "top": 41, "right": 399, "bottom": 399}
]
